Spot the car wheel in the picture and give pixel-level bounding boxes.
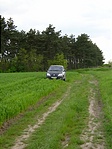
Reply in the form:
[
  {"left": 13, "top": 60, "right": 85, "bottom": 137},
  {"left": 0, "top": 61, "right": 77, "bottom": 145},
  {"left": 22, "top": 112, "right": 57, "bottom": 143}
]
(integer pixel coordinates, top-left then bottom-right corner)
[{"left": 63, "top": 77, "right": 65, "bottom": 81}]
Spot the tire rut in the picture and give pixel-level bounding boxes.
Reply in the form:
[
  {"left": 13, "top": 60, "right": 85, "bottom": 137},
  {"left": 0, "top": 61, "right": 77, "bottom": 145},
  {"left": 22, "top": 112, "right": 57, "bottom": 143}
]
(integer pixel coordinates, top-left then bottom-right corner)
[
  {"left": 80, "top": 78, "right": 105, "bottom": 149},
  {"left": 11, "top": 85, "right": 71, "bottom": 149}
]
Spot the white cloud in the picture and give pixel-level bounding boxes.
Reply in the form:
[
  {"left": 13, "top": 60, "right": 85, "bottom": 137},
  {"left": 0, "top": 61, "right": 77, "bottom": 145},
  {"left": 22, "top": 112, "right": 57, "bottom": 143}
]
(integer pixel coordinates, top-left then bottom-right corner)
[{"left": 92, "top": 36, "right": 112, "bottom": 63}]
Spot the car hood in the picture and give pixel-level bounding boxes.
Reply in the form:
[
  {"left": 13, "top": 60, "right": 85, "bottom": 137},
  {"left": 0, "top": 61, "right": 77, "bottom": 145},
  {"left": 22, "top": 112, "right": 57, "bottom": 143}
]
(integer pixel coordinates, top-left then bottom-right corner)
[{"left": 47, "top": 70, "right": 62, "bottom": 74}]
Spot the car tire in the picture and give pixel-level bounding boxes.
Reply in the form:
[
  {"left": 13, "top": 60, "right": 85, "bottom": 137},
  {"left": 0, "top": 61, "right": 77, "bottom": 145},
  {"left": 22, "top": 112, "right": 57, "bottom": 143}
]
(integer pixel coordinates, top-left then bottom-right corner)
[{"left": 63, "top": 77, "right": 66, "bottom": 81}]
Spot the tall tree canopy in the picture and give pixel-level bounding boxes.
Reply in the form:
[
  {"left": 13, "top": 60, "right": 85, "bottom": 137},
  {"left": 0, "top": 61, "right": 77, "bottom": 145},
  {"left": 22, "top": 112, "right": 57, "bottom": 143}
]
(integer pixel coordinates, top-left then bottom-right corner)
[{"left": 0, "top": 16, "right": 104, "bottom": 72}]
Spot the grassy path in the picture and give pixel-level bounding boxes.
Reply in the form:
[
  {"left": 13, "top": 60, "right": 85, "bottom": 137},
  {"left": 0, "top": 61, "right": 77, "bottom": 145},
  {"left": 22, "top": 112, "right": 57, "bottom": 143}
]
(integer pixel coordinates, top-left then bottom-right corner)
[
  {"left": 11, "top": 86, "right": 72, "bottom": 149},
  {"left": 80, "top": 76, "right": 105, "bottom": 149},
  {"left": 1, "top": 69, "right": 112, "bottom": 149},
  {"left": 10, "top": 73, "right": 90, "bottom": 149}
]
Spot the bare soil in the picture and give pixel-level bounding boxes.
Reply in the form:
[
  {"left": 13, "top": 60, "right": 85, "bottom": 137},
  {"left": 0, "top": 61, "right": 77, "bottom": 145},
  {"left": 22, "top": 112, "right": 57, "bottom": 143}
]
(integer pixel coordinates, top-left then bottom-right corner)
[
  {"left": 80, "top": 79, "right": 105, "bottom": 149},
  {"left": 11, "top": 86, "right": 71, "bottom": 149},
  {"left": 0, "top": 92, "right": 56, "bottom": 135}
]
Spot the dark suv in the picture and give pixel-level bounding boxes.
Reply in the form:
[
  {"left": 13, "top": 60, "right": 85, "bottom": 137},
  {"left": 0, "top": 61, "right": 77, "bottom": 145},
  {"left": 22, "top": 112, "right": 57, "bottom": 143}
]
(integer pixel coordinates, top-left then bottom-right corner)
[{"left": 46, "top": 65, "right": 66, "bottom": 81}]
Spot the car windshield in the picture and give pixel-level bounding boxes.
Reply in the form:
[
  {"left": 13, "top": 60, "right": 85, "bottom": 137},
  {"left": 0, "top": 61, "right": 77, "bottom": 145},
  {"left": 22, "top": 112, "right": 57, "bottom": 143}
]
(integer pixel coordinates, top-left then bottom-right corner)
[{"left": 48, "top": 66, "right": 63, "bottom": 71}]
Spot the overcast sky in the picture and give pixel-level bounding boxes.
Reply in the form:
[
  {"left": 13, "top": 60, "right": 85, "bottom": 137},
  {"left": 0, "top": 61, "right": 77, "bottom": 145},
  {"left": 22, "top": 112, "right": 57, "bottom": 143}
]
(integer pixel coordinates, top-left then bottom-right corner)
[{"left": 1, "top": 0, "right": 112, "bottom": 63}]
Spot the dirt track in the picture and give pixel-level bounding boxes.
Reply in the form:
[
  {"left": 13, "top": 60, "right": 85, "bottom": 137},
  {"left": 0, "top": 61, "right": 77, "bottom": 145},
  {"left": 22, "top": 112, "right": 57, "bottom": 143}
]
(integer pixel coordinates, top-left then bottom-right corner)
[
  {"left": 5, "top": 77, "right": 105, "bottom": 149},
  {"left": 80, "top": 79, "right": 105, "bottom": 149},
  {"left": 11, "top": 100, "right": 63, "bottom": 149},
  {"left": 11, "top": 86, "right": 71, "bottom": 149}
]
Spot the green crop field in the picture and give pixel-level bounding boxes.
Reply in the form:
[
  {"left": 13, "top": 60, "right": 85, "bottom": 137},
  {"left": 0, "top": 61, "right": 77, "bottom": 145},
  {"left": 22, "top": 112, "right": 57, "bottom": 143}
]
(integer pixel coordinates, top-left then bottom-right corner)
[
  {"left": 0, "top": 68, "right": 112, "bottom": 149},
  {"left": 0, "top": 72, "right": 71, "bottom": 126}
]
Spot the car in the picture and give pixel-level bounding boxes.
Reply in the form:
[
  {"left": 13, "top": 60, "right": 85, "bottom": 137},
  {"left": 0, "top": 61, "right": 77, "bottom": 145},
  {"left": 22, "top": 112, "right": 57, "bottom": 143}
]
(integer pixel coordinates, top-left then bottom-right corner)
[{"left": 46, "top": 65, "right": 66, "bottom": 81}]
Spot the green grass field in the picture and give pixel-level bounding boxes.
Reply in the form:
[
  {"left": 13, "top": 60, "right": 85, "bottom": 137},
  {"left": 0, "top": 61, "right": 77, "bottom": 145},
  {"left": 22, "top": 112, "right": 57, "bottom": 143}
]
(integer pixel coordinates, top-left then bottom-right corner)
[{"left": 0, "top": 68, "right": 112, "bottom": 149}]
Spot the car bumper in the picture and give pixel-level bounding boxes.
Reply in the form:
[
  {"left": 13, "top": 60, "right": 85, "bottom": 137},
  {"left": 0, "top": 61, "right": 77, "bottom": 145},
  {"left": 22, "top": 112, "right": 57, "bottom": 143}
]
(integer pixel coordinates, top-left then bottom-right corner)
[{"left": 46, "top": 76, "right": 64, "bottom": 79}]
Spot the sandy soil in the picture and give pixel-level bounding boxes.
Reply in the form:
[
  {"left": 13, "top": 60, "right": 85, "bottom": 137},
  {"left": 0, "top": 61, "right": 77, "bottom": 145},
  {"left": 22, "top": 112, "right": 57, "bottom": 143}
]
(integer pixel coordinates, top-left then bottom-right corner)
[
  {"left": 11, "top": 86, "right": 71, "bottom": 149},
  {"left": 11, "top": 100, "right": 62, "bottom": 149},
  {"left": 80, "top": 79, "right": 105, "bottom": 149}
]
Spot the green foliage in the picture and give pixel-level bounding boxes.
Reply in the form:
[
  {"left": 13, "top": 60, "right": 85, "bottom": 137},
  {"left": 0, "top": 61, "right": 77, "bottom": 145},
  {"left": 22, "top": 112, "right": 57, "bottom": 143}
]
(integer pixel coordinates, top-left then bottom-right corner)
[
  {"left": 75, "top": 34, "right": 104, "bottom": 68},
  {"left": 1, "top": 17, "right": 104, "bottom": 72},
  {"left": 48, "top": 53, "right": 67, "bottom": 69},
  {"left": 108, "top": 60, "right": 112, "bottom": 67}
]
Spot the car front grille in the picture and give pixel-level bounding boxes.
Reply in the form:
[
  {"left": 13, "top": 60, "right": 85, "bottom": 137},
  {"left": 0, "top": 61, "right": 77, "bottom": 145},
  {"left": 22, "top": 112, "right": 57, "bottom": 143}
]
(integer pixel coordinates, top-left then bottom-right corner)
[{"left": 51, "top": 73, "right": 58, "bottom": 77}]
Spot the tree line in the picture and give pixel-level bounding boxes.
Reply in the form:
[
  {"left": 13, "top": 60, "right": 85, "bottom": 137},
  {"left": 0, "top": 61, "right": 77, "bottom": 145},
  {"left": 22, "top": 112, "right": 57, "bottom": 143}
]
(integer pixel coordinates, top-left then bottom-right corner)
[{"left": 0, "top": 16, "right": 104, "bottom": 72}]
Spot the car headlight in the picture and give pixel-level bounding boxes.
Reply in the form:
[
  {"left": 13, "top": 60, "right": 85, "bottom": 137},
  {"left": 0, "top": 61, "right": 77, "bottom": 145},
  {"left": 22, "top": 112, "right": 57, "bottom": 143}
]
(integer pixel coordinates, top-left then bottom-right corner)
[
  {"left": 47, "top": 73, "right": 51, "bottom": 76},
  {"left": 58, "top": 73, "right": 63, "bottom": 77}
]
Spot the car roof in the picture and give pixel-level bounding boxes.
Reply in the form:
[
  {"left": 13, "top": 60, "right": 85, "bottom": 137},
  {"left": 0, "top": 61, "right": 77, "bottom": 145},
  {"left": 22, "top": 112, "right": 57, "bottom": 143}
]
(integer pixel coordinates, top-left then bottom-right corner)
[{"left": 50, "top": 65, "right": 63, "bottom": 67}]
